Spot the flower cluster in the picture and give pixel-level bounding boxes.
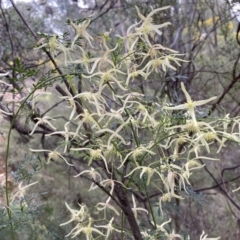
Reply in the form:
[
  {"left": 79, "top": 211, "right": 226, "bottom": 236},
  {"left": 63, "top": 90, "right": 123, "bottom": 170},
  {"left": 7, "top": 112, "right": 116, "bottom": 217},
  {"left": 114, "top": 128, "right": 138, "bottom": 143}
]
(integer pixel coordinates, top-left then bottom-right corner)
[{"left": 26, "top": 5, "right": 232, "bottom": 240}]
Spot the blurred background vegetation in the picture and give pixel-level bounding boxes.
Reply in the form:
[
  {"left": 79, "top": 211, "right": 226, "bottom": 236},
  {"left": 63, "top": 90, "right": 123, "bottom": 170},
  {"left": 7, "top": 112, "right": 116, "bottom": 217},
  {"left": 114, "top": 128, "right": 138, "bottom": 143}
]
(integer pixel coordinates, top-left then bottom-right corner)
[{"left": 1, "top": 0, "right": 240, "bottom": 239}]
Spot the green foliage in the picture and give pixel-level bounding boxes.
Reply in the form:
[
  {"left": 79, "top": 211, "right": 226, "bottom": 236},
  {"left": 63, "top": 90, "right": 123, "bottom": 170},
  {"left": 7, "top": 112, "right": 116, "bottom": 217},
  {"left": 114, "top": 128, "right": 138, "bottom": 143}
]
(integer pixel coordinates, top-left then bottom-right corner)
[{"left": 1, "top": 1, "right": 240, "bottom": 240}]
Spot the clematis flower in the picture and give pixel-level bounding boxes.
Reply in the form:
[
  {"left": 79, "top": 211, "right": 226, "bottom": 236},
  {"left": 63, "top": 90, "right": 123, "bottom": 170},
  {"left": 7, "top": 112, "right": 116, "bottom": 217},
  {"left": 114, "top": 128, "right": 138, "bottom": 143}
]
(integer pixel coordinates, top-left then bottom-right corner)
[
  {"left": 125, "top": 165, "right": 166, "bottom": 186},
  {"left": 70, "top": 147, "right": 111, "bottom": 173},
  {"left": 0, "top": 72, "right": 11, "bottom": 86},
  {"left": 91, "top": 43, "right": 118, "bottom": 71},
  {"left": 145, "top": 44, "right": 179, "bottom": 60},
  {"left": 131, "top": 194, "right": 148, "bottom": 219},
  {"left": 73, "top": 109, "right": 100, "bottom": 137},
  {"left": 194, "top": 130, "right": 224, "bottom": 151},
  {"left": 35, "top": 35, "right": 71, "bottom": 65},
  {"left": 158, "top": 192, "right": 184, "bottom": 217},
  {"left": 70, "top": 19, "right": 94, "bottom": 49},
  {"left": 0, "top": 72, "right": 14, "bottom": 115},
  {"left": 11, "top": 181, "right": 38, "bottom": 203},
  {"left": 183, "top": 159, "right": 204, "bottom": 178},
  {"left": 126, "top": 64, "right": 148, "bottom": 86},
  {"left": 118, "top": 144, "right": 156, "bottom": 168},
  {"left": 143, "top": 54, "right": 188, "bottom": 74},
  {"left": 99, "top": 108, "right": 125, "bottom": 128},
  {"left": 29, "top": 148, "right": 74, "bottom": 166},
  {"left": 68, "top": 46, "right": 98, "bottom": 73},
  {"left": 116, "top": 20, "right": 139, "bottom": 51},
  {"left": 162, "top": 134, "right": 189, "bottom": 159},
  {"left": 65, "top": 218, "right": 105, "bottom": 239},
  {"left": 60, "top": 202, "right": 88, "bottom": 226},
  {"left": 46, "top": 122, "right": 80, "bottom": 153},
  {"left": 102, "top": 142, "right": 123, "bottom": 162},
  {"left": 90, "top": 179, "right": 129, "bottom": 214},
  {"left": 153, "top": 218, "right": 171, "bottom": 235},
  {"left": 166, "top": 118, "right": 226, "bottom": 153},
  {"left": 29, "top": 116, "right": 56, "bottom": 135},
  {"left": 70, "top": 89, "right": 107, "bottom": 115},
  {"left": 59, "top": 90, "right": 80, "bottom": 121},
  {"left": 82, "top": 68, "right": 127, "bottom": 92},
  {"left": 0, "top": 72, "right": 9, "bottom": 77},
  {"left": 35, "top": 35, "right": 57, "bottom": 53},
  {"left": 95, "top": 217, "right": 121, "bottom": 239},
  {"left": 165, "top": 231, "right": 183, "bottom": 240},
  {"left": 96, "top": 117, "right": 132, "bottom": 147},
  {"left": 199, "top": 231, "right": 220, "bottom": 240},
  {"left": 134, "top": 6, "right": 171, "bottom": 46},
  {"left": 163, "top": 82, "right": 218, "bottom": 153},
  {"left": 135, "top": 102, "right": 159, "bottom": 126},
  {"left": 163, "top": 82, "right": 217, "bottom": 127},
  {"left": 74, "top": 167, "right": 102, "bottom": 191},
  {"left": 96, "top": 200, "right": 119, "bottom": 216},
  {"left": 233, "top": 186, "right": 240, "bottom": 192},
  {"left": 160, "top": 162, "right": 190, "bottom": 193}
]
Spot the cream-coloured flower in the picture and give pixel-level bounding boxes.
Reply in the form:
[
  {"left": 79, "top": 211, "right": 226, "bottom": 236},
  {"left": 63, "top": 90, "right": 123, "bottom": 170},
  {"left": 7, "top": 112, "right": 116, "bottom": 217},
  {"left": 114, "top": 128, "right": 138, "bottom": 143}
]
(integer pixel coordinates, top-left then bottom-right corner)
[
  {"left": 70, "top": 147, "right": 110, "bottom": 173},
  {"left": 126, "top": 65, "right": 148, "bottom": 86},
  {"left": 134, "top": 6, "right": 171, "bottom": 46},
  {"left": 59, "top": 94, "right": 78, "bottom": 121},
  {"left": 70, "top": 19, "right": 94, "bottom": 48},
  {"left": 118, "top": 145, "right": 155, "bottom": 168},
  {"left": 46, "top": 122, "right": 79, "bottom": 153},
  {"left": 153, "top": 218, "right": 171, "bottom": 235},
  {"left": 73, "top": 109, "right": 100, "bottom": 137},
  {"left": 145, "top": 225, "right": 183, "bottom": 240},
  {"left": 35, "top": 35, "right": 71, "bottom": 65},
  {"left": 125, "top": 165, "right": 166, "bottom": 186},
  {"left": 60, "top": 202, "right": 88, "bottom": 226},
  {"left": 29, "top": 116, "right": 56, "bottom": 135},
  {"left": 95, "top": 217, "right": 121, "bottom": 239},
  {"left": 83, "top": 68, "right": 127, "bottom": 92},
  {"left": 69, "top": 46, "right": 98, "bottom": 73},
  {"left": 96, "top": 200, "right": 119, "bottom": 215},
  {"left": 143, "top": 54, "right": 188, "bottom": 74},
  {"left": 0, "top": 72, "right": 11, "bottom": 86},
  {"left": 29, "top": 148, "right": 73, "bottom": 166},
  {"left": 117, "top": 22, "right": 140, "bottom": 51},
  {"left": 91, "top": 43, "right": 118, "bottom": 71},
  {"left": 0, "top": 72, "right": 14, "bottom": 115},
  {"left": 199, "top": 231, "right": 220, "bottom": 240},
  {"left": 158, "top": 192, "right": 183, "bottom": 217},
  {"left": 65, "top": 218, "right": 105, "bottom": 239},
  {"left": 74, "top": 167, "right": 102, "bottom": 191},
  {"left": 160, "top": 162, "right": 190, "bottom": 193},
  {"left": 70, "top": 90, "right": 107, "bottom": 115},
  {"left": 11, "top": 181, "right": 38, "bottom": 203},
  {"left": 131, "top": 194, "right": 148, "bottom": 219},
  {"left": 183, "top": 159, "right": 204, "bottom": 178},
  {"left": 0, "top": 72, "right": 9, "bottom": 77},
  {"left": 96, "top": 117, "right": 132, "bottom": 147},
  {"left": 163, "top": 82, "right": 217, "bottom": 127},
  {"left": 233, "top": 186, "right": 240, "bottom": 192}
]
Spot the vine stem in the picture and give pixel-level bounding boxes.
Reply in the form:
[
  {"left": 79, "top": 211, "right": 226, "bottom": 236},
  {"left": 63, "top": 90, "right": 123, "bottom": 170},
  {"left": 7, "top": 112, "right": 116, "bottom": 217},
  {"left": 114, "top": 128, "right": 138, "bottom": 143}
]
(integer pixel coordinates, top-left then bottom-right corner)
[{"left": 4, "top": 76, "right": 59, "bottom": 240}]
